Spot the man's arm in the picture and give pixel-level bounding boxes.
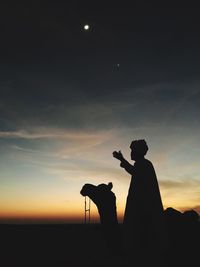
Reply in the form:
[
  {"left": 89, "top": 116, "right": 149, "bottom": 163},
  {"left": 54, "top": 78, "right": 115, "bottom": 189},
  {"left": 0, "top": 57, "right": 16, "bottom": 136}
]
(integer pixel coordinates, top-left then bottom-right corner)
[
  {"left": 113, "top": 151, "right": 135, "bottom": 175},
  {"left": 120, "top": 158, "right": 135, "bottom": 175}
]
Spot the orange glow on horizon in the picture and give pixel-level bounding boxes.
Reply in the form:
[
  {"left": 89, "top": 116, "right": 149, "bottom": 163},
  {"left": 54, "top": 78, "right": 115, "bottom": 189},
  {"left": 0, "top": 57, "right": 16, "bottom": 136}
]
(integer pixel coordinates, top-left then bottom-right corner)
[
  {"left": 0, "top": 201, "right": 199, "bottom": 224},
  {"left": 0, "top": 209, "right": 124, "bottom": 223}
]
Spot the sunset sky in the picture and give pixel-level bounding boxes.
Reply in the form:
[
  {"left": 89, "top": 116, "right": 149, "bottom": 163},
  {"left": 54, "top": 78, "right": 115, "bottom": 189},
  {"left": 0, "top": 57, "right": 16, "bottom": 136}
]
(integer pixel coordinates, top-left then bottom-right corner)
[{"left": 0, "top": 3, "right": 200, "bottom": 223}]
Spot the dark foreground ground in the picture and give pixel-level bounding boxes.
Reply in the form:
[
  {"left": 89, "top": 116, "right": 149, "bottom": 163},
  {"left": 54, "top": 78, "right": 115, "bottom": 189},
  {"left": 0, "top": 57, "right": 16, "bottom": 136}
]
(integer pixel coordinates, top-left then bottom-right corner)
[
  {"left": 1, "top": 216, "right": 200, "bottom": 267},
  {"left": 1, "top": 224, "right": 117, "bottom": 267}
]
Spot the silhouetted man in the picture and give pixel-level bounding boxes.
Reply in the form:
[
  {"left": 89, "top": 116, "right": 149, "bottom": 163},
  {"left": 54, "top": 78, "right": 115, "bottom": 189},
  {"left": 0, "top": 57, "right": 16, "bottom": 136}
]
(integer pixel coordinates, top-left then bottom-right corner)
[{"left": 113, "top": 139, "right": 166, "bottom": 266}]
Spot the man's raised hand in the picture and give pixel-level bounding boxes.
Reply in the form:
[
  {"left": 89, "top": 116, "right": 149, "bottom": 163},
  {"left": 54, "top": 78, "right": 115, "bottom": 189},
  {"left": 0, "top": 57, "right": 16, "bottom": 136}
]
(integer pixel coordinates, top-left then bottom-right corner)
[{"left": 112, "top": 150, "right": 124, "bottom": 161}]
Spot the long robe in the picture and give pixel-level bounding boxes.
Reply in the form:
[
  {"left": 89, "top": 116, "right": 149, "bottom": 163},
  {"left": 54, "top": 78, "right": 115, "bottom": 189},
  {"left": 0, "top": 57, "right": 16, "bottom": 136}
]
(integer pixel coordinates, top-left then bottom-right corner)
[
  {"left": 122, "top": 158, "right": 166, "bottom": 265},
  {"left": 124, "top": 158, "right": 163, "bottom": 225}
]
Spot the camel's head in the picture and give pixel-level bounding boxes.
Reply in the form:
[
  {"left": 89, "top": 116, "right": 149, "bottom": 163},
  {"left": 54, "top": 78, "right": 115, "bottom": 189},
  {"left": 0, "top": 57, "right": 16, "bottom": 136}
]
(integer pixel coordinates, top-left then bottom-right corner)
[
  {"left": 80, "top": 182, "right": 113, "bottom": 200},
  {"left": 80, "top": 183, "right": 96, "bottom": 196}
]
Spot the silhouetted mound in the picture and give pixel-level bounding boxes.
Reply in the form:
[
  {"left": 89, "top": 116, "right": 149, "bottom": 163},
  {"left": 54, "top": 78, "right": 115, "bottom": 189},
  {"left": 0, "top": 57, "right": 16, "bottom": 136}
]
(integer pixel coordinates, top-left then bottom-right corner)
[
  {"left": 163, "top": 207, "right": 200, "bottom": 267},
  {"left": 182, "top": 209, "right": 199, "bottom": 223},
  {"left": 164, "top": 207, "right": 183, "bottom": 223}
]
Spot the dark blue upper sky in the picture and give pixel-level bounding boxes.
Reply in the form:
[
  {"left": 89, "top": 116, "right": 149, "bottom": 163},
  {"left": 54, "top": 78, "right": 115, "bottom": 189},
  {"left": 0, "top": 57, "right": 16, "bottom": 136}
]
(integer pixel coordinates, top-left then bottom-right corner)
[{"left": 1, "top": 3, "right": 200, "bottom": 131}]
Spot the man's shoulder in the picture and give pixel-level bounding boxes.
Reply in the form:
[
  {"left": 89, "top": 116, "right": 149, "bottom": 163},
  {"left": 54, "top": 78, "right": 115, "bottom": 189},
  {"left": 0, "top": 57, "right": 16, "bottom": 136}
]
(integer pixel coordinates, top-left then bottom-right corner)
[
  {"left": 139, "top": 158, "right": 154, "bottom": 169},
  {"left": 144, "top": 158, "right": 152, "bottom": 164},
  {"left": 134, "top": 159, "right": 155, "bottom": 177},
  {"left": 137, "top": 158, "right": 152, "bottom": 164}
]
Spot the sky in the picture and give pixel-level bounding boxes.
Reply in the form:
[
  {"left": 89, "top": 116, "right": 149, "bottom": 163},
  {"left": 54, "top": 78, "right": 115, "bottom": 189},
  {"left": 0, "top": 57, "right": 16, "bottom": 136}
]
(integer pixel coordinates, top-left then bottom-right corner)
[{"left": 0, "top": 2, "right": 200, "bottom": 223}]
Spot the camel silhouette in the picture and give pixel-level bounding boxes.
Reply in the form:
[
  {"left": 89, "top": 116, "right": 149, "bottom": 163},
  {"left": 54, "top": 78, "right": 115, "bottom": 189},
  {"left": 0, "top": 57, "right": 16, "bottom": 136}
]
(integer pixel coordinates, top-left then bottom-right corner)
[
  {"left": 80, "top": 182, "right": 123, "bottom": 265},
  {"left": 80, "top": 182, "right": 118, "bottom": 226}
]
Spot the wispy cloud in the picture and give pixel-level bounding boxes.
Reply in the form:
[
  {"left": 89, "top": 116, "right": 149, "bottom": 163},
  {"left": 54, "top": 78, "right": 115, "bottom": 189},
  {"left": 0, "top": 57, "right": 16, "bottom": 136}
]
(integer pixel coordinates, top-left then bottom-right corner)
[
  {"left": 160, "top": 178, "right": 200, "bottom": 190},
  {"left": 160, "top": 180, "right": 189, "bottom": 189},
  {"left": 11, "top": 144, "right": 124, "bottom": 181},
  {"left": 6, "top": 128, "right": 115, "bottom": 163},
  {"left": 0, "top": 128, "right": 113, "bottom": 140}
]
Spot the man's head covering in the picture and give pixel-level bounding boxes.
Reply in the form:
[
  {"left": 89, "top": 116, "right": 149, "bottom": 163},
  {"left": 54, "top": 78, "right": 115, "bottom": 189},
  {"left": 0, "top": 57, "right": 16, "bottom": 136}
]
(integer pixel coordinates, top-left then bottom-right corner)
[{"left": 130, "top": 139, "right": 148, "bottom": 156}]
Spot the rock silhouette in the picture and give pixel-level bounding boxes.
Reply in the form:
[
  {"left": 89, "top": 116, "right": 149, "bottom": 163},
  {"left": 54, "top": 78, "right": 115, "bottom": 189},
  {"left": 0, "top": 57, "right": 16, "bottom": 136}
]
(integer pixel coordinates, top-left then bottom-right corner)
[
  {"left": 182, "top": 209, "right": 199, "bottom": 223},
  {"left": 164, "top": 207, "right": 200, "bottom": 267}
]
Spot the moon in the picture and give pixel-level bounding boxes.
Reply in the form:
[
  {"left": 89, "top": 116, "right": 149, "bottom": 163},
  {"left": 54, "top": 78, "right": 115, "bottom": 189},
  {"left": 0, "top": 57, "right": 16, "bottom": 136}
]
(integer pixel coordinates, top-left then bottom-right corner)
[{"left": 84, "top": 25, "right": 90, "bottom": 31}]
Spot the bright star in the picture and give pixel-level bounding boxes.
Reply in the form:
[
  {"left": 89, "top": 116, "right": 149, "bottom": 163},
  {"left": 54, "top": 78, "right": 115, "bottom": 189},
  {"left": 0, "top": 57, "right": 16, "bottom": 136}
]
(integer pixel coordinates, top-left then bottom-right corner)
[{"left": 84, "top": 25, "right": 90, "bottom": 31}]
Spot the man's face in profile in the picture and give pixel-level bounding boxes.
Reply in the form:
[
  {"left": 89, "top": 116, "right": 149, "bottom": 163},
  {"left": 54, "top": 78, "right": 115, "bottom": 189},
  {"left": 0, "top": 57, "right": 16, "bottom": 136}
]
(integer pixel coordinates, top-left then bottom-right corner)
[
  {"left": 130, "top": 147, "right": 137, "bottom": 161},
  {"left": 130, "top": 146, "right": 144, "bottom": 161},
  {"left": 130, "top": 140, "right": 148, "bottom": 161}
]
